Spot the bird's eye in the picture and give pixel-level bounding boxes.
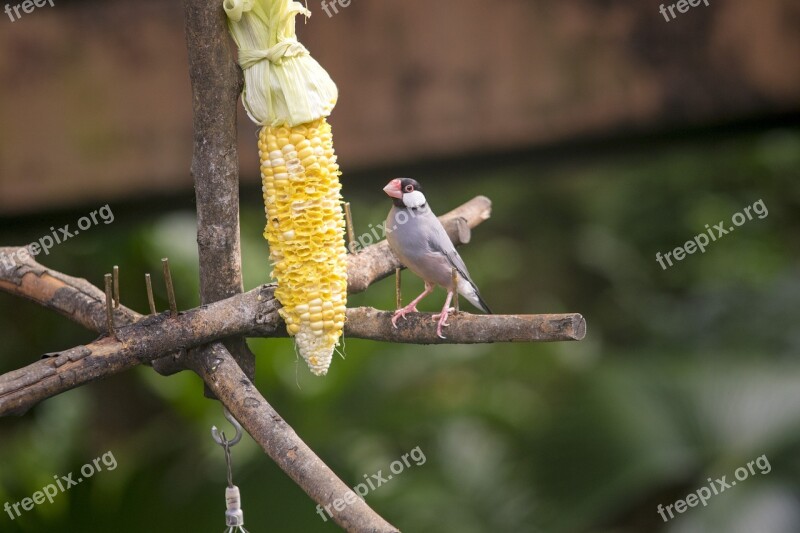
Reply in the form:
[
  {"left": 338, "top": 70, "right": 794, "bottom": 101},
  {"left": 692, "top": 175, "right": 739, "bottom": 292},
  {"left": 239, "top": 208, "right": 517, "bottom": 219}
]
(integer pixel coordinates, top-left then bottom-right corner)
[{"left": 404, "top": 185, "right": 413, "bottom": 192}]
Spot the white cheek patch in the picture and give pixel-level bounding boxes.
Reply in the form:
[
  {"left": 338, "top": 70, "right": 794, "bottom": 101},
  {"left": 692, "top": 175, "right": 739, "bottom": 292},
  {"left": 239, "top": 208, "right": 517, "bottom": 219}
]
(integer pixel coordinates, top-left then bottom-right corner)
[{"left": 403, "top": 190, "right": 427, "bottom": 208}]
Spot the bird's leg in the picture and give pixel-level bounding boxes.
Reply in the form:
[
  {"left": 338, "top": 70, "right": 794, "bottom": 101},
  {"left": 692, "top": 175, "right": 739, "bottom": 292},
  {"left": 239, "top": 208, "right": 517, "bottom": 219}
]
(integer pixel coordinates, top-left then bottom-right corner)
[
  {"left": 392, "top": 281, "right": 435, "bottom": 328},
  {"left": 432, "top": 290, "right": 455, "bottom": 339}
]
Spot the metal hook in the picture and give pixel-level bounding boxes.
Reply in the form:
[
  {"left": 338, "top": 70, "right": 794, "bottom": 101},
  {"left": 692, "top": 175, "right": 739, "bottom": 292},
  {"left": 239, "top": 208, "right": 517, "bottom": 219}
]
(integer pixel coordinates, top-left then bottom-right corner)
[{"left": 212, "top": 408, "right": 243, "bottom": 448}]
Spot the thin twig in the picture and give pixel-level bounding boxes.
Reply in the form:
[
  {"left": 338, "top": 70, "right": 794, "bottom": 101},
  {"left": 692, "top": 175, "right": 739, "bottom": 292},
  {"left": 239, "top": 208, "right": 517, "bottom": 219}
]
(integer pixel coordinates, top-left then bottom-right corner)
[
  {"left": 345, "top": 201, "right": 357, "bottom": 253},
  {"left": 162, "top": 258, "right": 178, "bottom": 318},
  {"left": 145, "top": 273, "right": 156, "bottom": 315},
  {"left": 395, "top": 267, "right": 402, "bottom": 310},
  {"left": 452, "top": 267, "right": 459, "bottom": 312},
  {"left": 104, "top": 273, "right": 115, "bottom": 337},
  {"left": 112, "top": 265, "right": 120, "bottom": 309}
]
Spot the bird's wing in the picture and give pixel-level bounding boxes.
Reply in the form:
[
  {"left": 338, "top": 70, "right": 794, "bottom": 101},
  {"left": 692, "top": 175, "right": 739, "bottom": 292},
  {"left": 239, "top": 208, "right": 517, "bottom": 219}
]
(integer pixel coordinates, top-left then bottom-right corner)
[
  {"left": 420, "top": 213, "right": 471, "bottom": 278},
  {"left": 438, "top": 245, "right": 492, "bottom": 314},
  {"left": 427, "top": 227, "right": 492, "bottom": 314},
  {"left": 434, "top": 241, "right": 472, "bottom": 285}
]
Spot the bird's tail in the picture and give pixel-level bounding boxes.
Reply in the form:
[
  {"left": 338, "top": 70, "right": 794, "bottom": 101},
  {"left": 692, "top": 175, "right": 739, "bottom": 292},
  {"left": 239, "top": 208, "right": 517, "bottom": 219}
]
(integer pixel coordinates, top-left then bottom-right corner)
[
  {"left": 474, "top": 292, "right": 492, "bottom": 314},
  {"left": 457, "top": 278, "right": 492, "bottom": 314}
]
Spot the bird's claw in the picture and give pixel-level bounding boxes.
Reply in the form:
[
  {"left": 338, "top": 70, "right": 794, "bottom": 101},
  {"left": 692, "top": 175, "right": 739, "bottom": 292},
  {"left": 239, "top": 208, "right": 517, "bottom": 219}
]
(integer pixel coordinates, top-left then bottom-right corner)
[
  {"left": 431, "top": 307, "right": 455, "bottom": 323},
  {"left": 391, "top": 305, "right": 418, "bottom": 328},
  {"left": 433, "top": 307, "right": 456, "bottom": 339}
]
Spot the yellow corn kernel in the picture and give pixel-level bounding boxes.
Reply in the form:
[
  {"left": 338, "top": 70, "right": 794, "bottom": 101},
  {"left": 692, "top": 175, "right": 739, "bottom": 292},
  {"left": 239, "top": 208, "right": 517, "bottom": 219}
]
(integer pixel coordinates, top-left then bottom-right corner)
[{"left": 260, "top": 117, "right": 347, "bottom": 375}]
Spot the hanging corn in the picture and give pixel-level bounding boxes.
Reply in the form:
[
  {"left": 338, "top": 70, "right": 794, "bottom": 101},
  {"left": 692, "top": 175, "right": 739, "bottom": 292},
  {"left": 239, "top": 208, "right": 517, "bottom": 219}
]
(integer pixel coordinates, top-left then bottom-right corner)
[{"left": 224, "top": 0, "right": 347, "bottom": 375}]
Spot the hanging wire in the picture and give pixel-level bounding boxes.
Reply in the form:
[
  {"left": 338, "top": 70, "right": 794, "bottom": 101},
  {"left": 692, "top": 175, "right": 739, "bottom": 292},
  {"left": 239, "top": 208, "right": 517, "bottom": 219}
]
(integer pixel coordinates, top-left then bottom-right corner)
[{"left": 211, "top": 408, "right": 250, "bottom": 533}]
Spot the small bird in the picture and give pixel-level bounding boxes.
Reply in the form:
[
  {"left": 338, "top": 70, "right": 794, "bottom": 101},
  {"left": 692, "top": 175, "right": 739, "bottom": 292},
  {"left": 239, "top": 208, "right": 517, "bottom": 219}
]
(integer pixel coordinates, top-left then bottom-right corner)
[{"left": 383, "top": 178, "right": 491, "bottom": 338}]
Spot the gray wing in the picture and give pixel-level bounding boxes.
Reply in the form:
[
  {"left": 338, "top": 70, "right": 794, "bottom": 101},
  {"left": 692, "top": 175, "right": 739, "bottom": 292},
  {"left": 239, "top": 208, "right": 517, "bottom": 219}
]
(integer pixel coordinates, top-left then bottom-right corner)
[{"left": 428, "top": 218, "right": 492, "bottom": 313}]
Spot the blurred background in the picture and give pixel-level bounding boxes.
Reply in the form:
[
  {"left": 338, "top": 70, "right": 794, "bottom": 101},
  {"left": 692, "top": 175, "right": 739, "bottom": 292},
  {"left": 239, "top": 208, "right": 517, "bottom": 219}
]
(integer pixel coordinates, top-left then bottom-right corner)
[{"left": 1, "top": 0, "right": 799, "bottom": 531}]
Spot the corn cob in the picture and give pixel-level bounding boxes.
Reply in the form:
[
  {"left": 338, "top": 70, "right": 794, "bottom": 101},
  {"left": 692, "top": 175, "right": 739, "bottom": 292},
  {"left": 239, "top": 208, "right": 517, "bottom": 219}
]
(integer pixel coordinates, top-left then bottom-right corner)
[
  {"left": 225, "top": 0, "right": 347, "bottom": 375},
  {"left": 259, "top": 119, "right": 347, "bottom": 375}
]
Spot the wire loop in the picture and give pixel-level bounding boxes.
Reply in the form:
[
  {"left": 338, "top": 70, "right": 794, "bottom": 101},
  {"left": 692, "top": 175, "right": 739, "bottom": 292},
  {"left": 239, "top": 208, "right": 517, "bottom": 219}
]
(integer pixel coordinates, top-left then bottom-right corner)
[{"left": 211, "top": 408, "right": 243, "bottom": 448}]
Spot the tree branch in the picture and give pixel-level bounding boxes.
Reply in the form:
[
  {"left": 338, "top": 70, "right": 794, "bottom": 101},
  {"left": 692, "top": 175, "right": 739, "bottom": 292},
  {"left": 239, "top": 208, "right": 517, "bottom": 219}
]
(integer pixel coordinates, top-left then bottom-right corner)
[
  {"left": 0, "top": 245, "right": 213, "bottom": 375},
  {"left": 182, "top": 0, "right": 255, "bottom": 384},
  {"left": 0, "top": 248, "right": 139, "bottom": 332},
  {"left": 343, "top": 308, "right": 586, "bottom": 343}
]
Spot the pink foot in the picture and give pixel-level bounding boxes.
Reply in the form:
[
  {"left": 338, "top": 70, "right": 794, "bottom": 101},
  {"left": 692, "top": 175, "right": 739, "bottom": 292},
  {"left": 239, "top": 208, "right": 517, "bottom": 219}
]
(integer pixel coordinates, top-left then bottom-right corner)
[
  {"left": 432, "top": 307, "right": 455, "bottom": 338},
  {"left": 391, "top": 304, "right": 419, "bottom": 328}
]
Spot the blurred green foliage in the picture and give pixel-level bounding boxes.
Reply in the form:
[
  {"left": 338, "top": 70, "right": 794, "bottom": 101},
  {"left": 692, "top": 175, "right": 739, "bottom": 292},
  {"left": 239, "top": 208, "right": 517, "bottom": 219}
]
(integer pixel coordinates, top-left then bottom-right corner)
[{"left": 1, "top": 128, "right": 799, "bottom": 532}]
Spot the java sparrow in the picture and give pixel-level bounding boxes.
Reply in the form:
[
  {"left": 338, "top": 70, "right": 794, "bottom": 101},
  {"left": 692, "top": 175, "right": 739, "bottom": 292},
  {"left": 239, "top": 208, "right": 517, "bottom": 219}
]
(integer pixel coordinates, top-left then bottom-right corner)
[{"left": 383, "top": 178, "right": 491, "bottom": 338}]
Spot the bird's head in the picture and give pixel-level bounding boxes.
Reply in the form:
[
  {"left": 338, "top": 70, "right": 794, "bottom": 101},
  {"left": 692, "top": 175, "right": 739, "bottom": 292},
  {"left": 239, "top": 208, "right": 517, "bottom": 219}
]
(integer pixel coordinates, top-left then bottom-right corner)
[{"left": 383, "top": 178, "right": 427, "bottom": 209}]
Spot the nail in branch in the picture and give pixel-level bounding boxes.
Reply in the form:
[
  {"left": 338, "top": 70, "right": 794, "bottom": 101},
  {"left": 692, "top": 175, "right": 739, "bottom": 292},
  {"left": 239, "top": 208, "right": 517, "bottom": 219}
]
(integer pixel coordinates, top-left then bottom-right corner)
[
  {"left": 395, "top": 267, "right": 402, "bottom": 310},
  {"left": 162, "top": 258, "right": 178, "bottom": 317},
  {"left": 145, "top": 273, "right": 156, "bottom": 315},
  {"left": 112, "top": 265, "right": 120, "bottom": 308},
  {"left": 452, "top": 267, "right": 459, "bottom": 312},
  {"left": 345, "top": 201, "right": 357, "bottom": 253},
  {"left": 104, "top": 273, "right": 115, "bottom": 337}
]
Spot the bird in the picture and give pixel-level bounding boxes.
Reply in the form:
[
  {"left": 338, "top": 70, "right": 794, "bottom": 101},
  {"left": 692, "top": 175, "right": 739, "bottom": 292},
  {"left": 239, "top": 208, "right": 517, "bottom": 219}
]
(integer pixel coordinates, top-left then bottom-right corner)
[{"left": 383, "top": 177, "right": 491, "bottom": 338}]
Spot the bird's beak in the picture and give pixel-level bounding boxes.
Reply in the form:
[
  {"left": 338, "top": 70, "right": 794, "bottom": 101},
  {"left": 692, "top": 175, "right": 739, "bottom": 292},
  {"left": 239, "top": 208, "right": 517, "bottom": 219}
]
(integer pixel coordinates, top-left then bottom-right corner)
[{"left": 383, "top": 179, "right": 403, "bottom": 199}]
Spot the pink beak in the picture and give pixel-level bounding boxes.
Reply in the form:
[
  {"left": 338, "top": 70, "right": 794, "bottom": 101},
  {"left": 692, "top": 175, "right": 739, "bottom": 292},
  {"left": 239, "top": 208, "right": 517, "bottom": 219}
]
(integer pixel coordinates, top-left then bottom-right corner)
[{"left": 383, "top": 179, "right": 403, "bottom": 199}]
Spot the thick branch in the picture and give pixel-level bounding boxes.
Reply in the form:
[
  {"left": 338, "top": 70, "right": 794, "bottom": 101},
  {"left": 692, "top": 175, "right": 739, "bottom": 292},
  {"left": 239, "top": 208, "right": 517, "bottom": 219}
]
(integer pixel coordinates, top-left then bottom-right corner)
[
  {"left": 187, "top": 345, "right": 399, "bottom": 532},
  {"left": 183, "top": 0, "right": 255, "bottom": 383},
  {"left": 0, "top": 246, "right": 207, "bottom": 374},
  {"left": 0, "top": 339, "right": 133, "bottom": 416},
  {"left": 343, "top": 308, "right": 586, "bottom": 343},
  {"left": 0, "top": 248, "right": 139, "bottom": 332},
  {"left": 0, "top": 284, "right": 277, "bottom": 416}
]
